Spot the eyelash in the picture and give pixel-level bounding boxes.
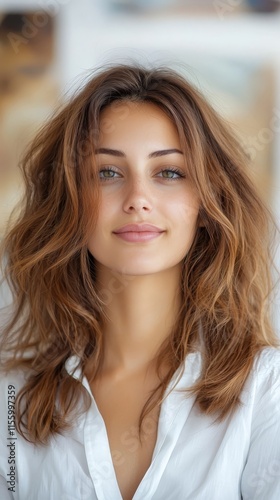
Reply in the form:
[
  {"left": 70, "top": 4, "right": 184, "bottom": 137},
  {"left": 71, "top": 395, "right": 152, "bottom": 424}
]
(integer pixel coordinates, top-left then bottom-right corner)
[{"left": 98, "top": 167, "right": 186, "bottom": 181}]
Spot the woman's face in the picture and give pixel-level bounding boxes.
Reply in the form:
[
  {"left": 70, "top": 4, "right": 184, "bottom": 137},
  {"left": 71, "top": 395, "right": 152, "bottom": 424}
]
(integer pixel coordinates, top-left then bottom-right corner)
[{"left": 88, "top": 101, "right": 200, "bottom": 276}]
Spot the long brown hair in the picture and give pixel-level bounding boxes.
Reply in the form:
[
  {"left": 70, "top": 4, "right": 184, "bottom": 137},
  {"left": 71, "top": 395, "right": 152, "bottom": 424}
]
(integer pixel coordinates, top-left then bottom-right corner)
[{"left": 0, "top": 63, "right": 278, "bottom": 444}]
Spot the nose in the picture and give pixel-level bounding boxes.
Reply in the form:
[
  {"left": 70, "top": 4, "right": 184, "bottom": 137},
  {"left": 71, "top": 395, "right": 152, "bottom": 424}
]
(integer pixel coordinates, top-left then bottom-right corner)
[{"left": 122, "top": 177, "right": 153, "bottom": 214}]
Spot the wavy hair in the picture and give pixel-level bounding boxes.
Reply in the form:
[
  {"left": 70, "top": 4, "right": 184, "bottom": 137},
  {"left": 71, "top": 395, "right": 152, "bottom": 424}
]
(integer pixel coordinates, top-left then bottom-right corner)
[{"left": 0, "top": 63, "right": 278, "bottom": 444}]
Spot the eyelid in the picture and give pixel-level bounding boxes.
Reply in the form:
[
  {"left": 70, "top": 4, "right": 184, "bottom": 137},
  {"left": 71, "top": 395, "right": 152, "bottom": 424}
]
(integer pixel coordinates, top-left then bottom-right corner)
[
  {"left": 98, "top": 165, "right": 187, "bottom": 181},
  {"left": 98, "top": 166, "right": 122, "bottom": 180},
  {"left": 157, "top": 167, "right": 186, "bottom": 178}
]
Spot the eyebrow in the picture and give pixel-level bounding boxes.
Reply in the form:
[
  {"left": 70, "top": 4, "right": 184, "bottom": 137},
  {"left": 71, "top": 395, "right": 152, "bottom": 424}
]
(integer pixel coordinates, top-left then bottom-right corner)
[{"left": 95, "top": 147, "right": 183, "bottom": 158}]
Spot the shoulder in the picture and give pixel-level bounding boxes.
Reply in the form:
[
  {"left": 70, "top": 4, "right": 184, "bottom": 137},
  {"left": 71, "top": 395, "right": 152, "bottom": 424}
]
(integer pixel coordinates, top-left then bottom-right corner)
[
  {"left": 245, "top": 347, "right": 280, "bottom": 415},
  {"left": 0, "top": 368, "right": 28, "bottom": 407},
  {"left": 0, "top": 369, "right": 26, "bottom": 452},
  {"left": 0, "top": 368, "right": 29, "bottom": 448},
  {"left": 0, "top": 277, "right": 13, "bottom": 309},
  {"left": 253, "top": 346, "right": 280, "bottom": 385},
  {"left": 241, "top": 348, "right": 280, "bottom": 498}
]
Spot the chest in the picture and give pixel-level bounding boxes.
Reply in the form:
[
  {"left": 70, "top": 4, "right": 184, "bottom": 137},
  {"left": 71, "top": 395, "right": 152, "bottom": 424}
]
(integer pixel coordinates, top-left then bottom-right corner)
[{"left": 90, "top": 374, "right": 161, "bottom": 500}]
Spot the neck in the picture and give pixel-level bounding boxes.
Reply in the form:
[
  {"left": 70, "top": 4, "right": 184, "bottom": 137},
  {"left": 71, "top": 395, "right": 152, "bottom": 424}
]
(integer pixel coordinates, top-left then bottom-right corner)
[{"left": 95, "top": 264, "right": 182, "bottom": 376}]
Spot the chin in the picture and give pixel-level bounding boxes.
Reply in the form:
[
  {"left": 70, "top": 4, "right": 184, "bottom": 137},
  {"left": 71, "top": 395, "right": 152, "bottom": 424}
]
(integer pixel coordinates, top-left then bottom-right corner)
[{"left": 109, "top": 262, "right": 171, "bottom": 277}]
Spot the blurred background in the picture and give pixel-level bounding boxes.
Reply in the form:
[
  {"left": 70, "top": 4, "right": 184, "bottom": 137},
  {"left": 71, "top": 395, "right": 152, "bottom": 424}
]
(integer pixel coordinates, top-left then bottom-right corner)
[{"left": 0, "top": 0, "right": 280, "bottom": 332}]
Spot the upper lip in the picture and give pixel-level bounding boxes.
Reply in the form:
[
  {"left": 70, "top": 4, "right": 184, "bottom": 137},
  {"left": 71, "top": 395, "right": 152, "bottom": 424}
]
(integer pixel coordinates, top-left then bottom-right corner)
[{"left": 113, "top": 224, "right": 164, "bottom": 233}]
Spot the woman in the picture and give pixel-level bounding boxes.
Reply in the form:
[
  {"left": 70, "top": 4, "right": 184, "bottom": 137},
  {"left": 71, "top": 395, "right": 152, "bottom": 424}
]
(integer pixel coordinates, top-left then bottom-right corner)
[{"left": 0, "top": 63, "right": 279, "bottom": 500}]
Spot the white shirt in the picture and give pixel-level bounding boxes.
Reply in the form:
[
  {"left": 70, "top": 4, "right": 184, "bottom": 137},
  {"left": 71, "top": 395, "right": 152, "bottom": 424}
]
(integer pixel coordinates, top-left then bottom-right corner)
[{"left": 0, "top": 348, "right": 280, "bottom": 500}]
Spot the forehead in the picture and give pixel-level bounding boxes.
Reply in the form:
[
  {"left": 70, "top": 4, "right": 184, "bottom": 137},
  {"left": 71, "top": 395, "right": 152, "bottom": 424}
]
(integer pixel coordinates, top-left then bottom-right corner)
[
  {"left": 100, "top": 100, "right": 174, "bottom": 122},
  {"left": 98, "top": 101, "right": 180, "bottom": 146}
]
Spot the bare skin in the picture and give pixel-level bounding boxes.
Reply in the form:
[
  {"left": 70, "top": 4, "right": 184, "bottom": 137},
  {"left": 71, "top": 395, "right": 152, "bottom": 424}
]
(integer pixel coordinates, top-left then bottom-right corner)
[
  {"left": 86, "top": 102, "right": 200, "bottom": 499},
  {"left": 89, "top": 271, "right": 181, "bottom": 500}
]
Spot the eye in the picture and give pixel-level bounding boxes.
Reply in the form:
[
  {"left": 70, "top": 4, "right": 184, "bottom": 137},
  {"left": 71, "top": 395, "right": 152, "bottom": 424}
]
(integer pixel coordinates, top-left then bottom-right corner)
[
  {"left": 157, "top": 168, "right": 185, "bottom": 180},
  {"left": 99, "top": 167, "right": 121, "bottom": 181}
]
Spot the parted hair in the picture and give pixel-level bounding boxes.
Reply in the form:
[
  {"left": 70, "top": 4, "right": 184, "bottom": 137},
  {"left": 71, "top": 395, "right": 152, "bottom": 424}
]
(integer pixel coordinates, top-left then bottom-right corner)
[{"left": 0, "top": 63, "right": 278, "bottom": 444}]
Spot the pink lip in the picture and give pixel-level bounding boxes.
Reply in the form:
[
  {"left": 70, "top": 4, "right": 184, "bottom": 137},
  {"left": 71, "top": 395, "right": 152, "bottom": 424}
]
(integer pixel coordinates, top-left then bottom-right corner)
[
  {"left": 113, "top": 224, "right": 165, "bottom": 243},
  {"left": 114, "top": 224, "right": 164, "bottom": 233}
]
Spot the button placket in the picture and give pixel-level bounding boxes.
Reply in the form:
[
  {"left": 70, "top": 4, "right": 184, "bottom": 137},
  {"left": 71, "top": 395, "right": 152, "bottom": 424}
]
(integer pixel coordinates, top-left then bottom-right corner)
[
  {"left": 133, "top": 353, "right": 201, "bottom": 500},
  {"left": 83, "top": 400, "right": 123, "bottom": 500}
]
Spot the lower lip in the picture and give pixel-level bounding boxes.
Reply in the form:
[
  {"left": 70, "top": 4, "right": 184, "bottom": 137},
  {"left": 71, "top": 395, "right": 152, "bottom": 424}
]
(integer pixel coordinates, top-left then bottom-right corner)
[{"left": 113, "top": 231, "right": 164, "bottom": 242}]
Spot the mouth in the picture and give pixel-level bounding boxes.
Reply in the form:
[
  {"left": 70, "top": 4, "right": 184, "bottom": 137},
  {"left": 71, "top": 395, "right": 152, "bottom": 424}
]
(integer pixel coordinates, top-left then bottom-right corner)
[
  {"left": 113, "top": 223, "right": 164, "bottom": 234},
  {"left": 113, "top": 224, "right": 165, "bottom": 242}
]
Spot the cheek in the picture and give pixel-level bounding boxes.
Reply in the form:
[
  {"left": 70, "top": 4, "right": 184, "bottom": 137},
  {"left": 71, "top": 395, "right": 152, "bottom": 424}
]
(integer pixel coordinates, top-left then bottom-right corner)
[
  {"left": 100, "top": 189, "right": 121, "bottom": 215},
  {"left": 168, "top": 197, "right": 200, "bottom": 229},
  {"left": 95, "top": 196, "right": 114, "bottom": 226},
  {"left": 174, "top": 203, "right": 199, "bottom": 258}
]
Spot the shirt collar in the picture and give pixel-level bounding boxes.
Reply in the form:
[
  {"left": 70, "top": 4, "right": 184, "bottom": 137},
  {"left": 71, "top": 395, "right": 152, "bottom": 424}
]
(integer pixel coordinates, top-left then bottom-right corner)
[
  {"left": 65, "top": 355, "right": 82, "bottom": 380},
  {"left": 64, "top": 351, "right": 201, "bottom": 389}
]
